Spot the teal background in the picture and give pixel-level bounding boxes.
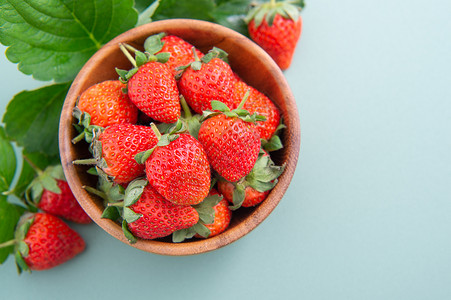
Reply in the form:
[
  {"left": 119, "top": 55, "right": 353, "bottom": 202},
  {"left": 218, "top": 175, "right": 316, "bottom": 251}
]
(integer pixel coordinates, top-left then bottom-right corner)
[{"left": 1, "top": 0, "right": 451, "bottom": 299}]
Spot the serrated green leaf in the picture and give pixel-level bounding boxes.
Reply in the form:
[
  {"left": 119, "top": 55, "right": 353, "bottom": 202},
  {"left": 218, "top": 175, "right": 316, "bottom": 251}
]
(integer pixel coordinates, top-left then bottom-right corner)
[
  {"left": 17, "top": 241, "right": 29, "bottom": 257},
  {"left": 0, "top": 127, "right": 16, "bottom": 193},
  {"left": 124, "top": 180, "right": 147, "bottom": 207},
  {"left": 137, "top": 0, "right": 160, "bottom": 26},
  {"left": 152, "top": 0, "right": 215, "bottom": 22},
  {"left": 15, "top": 251, "right": 29, "bottom": 274},
  {"left": 211, "top": 0, "right": 251, "bottom": 36},
  {"left": 39, "top": 174, "right": 61, "bottom": 194},
  {"left": 0, "top": 0, "right": 138, "bottom": 82},
  {"left": 0, "top": 197, "right": 25, "bottom": 264},
  {"left": 2, "top": 83, "right": 70, "bottom": 156},
  {"left": 122, "top": 220, "right": 137, "bottom": 244}
]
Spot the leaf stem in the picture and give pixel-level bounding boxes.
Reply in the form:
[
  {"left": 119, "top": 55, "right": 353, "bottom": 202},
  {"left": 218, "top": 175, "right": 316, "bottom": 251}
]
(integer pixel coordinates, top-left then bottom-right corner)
[
  {"left": 0, "top": 239, "right": 17, "bottom": 249},
  {"left": 23, "top": 155, "right": 43, "bottom": 176}
]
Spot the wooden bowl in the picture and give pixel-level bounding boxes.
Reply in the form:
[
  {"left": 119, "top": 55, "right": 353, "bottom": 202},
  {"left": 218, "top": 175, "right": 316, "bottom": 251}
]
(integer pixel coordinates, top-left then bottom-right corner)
[{"left": 59, "top": 19, "right": 300, "bottom": 256}]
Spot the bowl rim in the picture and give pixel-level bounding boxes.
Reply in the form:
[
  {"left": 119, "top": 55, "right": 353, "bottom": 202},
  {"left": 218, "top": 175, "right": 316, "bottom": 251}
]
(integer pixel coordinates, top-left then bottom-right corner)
[{"left": 59, "top": 18, "right": 301, "bottom": 256}]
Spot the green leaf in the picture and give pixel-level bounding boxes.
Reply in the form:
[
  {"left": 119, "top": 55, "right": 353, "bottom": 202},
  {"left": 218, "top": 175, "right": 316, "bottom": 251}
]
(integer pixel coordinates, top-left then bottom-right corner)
[
  {"left": 123, "top": 207, "right": 142, "bottom": 223},
  {"left": 0, "top": 197, "right": 25, "bottom": 264},
  {"left": 124, "top": 179, "right": 147, "bottom": 207},
  {"left": 101, "top": 206, "right": 121, "bottom": 221},
  {"left": 192, "top": 222, "right": 210, "bottom": 238},
  {"left": 187, "top": 115, "right": 202, "bottom": 139},
  {"left": 210, "top": 0, "right": 251, "bottom": 36},
  {"left": 229, "top": 183, "right": 246, "bottom": 210},
  {"left": 137, "top": 0, "right": 160, "bottom": 26},
  {"left": 122, "top": 220, "right": 137, "bottom": 244},
  {"left": 262, "top": 135, "right": 284, "bottom": 152},
  {"left": 172, "top": 227, "right": 196, "bottom": 243},
  {"left": 0, "top": 127, "right": 16, "bottom": 193},
  {"left": 0, "top": 0, "right": 138, "bottom": 82},
  {"left": 211, "top": 100, "right": 230, "bottom": 112},
  {"left": 144, "top": 32, "right": 165, "bottom": 54},
  {"left": 2, "top": 83, "right": 70, "bottom": 156},
  {"left": 152, "top": 0, "right": 215, "bottom": 22}
]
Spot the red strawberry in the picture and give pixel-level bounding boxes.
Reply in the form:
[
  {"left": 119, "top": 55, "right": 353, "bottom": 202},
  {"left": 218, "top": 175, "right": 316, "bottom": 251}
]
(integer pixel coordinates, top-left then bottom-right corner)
[
  {"left": 139, "top": 123, "right": 211, "bottom": 206},
  {"left": 177, "top": 47, "right": 238, "bottom": 114},
  {"left": 194, "top": 189, "right": 232, "bottom": 238},
  {"left": 156, "top": 34, "right": 204, "bottom": 76},
  {"left": 233, "top": 80, "right": 281, "bottom": 140},
  {"left": 117, "top": 181, "right": 199, "bottom": 241},
  {"left": 76, "top": 80, "right": 138, "bottom": 127},
  {"left": 218, "top": 180, "right": 269, "bottom": 208},
  {"left": 197, "top": 100, "right": 262, "bottom": 182},
  {"left": 25, "top": 164, "right": 91, "bottom": 224},
  {"left": 217, "top": 150, "right": 285, "bottom": 209},
  {"left": 12, "top": 213, "right": 85, "bottom": 272},
  {"left": 117, "top": 43, "right": 181, "bottom": 123},
  {"left": 246, "top": 0, "right": 303, "bottom": 70},
  {"left": 74, "top": 123, "right": 158, "bottom": 184}
]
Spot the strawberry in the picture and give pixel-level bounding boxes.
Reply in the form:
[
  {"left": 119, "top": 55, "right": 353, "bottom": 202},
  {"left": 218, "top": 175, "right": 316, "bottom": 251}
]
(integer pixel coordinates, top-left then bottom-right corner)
[
  {"left": 9, "top": 212, "right": 85, "bottom": 272},
  {"left": 217, "top": 150, "right": 285, "bottom": 209},
  {"left": 197, "top": 98, "right": 263, "bottom": 182},
  {"left": 136, "top": 122, "right": 211, "bottom": 206},
  {"left": 145, "top": 33, "right": 204, "bottom": 77},
  {"left": 26, "top": 164, "right": 91, "bottom": 224},
  {"left": 74, "top": 123, "right": 158, "bottom": 184},
  {"left": 75, "top": 80, "right": 138, "bottom": 127},
  {"left": 246, "top": 0, "right": 304, "bottom": 70},
  {"left": 117, "top": 43, "right": 181, "bottom": 123},
  {"left": 233, "top": 80, "right": 281, "bottom": 140},
  {"left": 106, "top": 180, "right": 199, "bottom": 242},
  {"left": 194, "top": 189, "right": 232, "bottom": 238},
  {"left": 177, "top": 47, "right": 238, "bottom": 114}
]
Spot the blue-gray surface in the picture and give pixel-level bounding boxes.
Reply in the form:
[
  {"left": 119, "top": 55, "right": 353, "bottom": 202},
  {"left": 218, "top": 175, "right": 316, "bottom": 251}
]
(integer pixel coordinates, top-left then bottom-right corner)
[{"left": 1, "top": 1, "right": 450, "bottom": 299}]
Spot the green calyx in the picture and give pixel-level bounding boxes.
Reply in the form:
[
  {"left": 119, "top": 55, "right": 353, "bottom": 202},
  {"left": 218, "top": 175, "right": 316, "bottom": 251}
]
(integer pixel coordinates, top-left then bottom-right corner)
[
  {"left": 24, "top": 164, "right": 66, "bottom": 210},
  {"left": 72, "top": 107, "right": 104, "bottom": 144},
  {"left": 175, "top": 47, "right": 229, "bottom": 78},
  {"left": 116, "top": 40, "right": 171, "bottom": 84},
  {"left": 90, "top": 177, "right": 148, "bottom": 244},
  {"left": 134, "top": 120, "right": 186, "bottom": 164},
  {"left": 172, "top": 193, "right": 223, "bottom": 243},
  {"left": 245, "top": 0, "right": 304, "bottom": 27},
  {"left": 11, "top": 213, "right": 35, "bottom": 274},
  {"left": 261, "top": 119, "right": 287, "bottom": 152},
  {"left": 201, "top": 91, "right": 267, "bottom": 124},
  {"left": 228, "top": 149, "right": 285, "bottom": 210}
]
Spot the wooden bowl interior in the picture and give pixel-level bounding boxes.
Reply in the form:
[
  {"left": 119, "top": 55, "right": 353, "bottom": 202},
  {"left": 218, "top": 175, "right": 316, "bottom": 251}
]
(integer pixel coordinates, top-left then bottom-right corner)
[{"left": 59, "top": 19, "right": 300, "bottom": 255}]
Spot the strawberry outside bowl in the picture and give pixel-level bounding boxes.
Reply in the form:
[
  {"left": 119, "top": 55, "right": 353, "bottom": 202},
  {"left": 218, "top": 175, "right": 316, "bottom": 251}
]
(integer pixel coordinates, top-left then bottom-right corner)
[{"left": 59, "top": 19, "right": 300, "bottom": 256}]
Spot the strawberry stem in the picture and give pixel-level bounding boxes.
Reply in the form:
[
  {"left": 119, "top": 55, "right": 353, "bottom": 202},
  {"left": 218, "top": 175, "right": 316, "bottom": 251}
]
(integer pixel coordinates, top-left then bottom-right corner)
[
  {"left": 72, "top": 131, "right": 86, "bottom": 144},
  {"left": 83, "top": 186, "right": 108, "bottom": 201},
  {"left": 119, "top": 43, "right": 137, "bottom": 68},
  {"left": 73, "top": 158, "right": 97, "bottom": 165},
  {"left": 0, "top": 239, "right": 16, "bottom": 249},
  {"left": 124, "top": 44, "right": 139, "bottom": 54},
  {"left": 150, "top": 123, "right": 162, "bottom": 140},
  {"left": 107, "top": 202, "right": 124, "bottom": 207},
  {"left": 180, "top": 96, "right": 192, "bottom": 119},
  {"left": 236, "top": 89, "right": 251, "bottom": 110}
]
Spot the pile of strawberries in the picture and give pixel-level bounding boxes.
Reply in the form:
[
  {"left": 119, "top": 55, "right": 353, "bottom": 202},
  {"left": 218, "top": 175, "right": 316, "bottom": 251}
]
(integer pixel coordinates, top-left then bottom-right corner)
[{"left": 72, "top": 32, "right": 285, "bottom": 243}]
